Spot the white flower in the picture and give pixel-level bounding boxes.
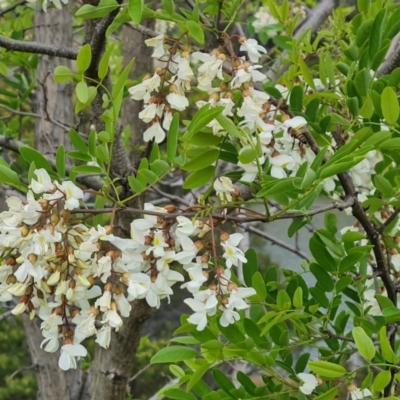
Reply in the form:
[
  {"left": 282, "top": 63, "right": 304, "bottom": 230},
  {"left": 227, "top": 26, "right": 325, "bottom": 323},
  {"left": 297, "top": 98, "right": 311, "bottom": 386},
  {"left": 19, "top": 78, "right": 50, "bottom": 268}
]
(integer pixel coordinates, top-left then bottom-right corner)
[
  {"left": 58, "top": 343, "right": 87, "bottom": 371},
  {"left": 239, "top": 38, "right": 267, "bottom": 62},
  {"left": 30, "top": 168, "right": 54, "bottom": 194},
  {"left": 95, "top": 325, "right": 111, "bottom": 349},
  {"left": 269, "top": 154, "right": 294, "bottom": 179},
  {"left": 221, "top": 233, "right": 247, "bottom": 268},
  {"left": 139, "top": 103, "right": 158, "bottom": 123},
  {"left": 214, "top": 177, "right": 235, "bottom": 203},
  {"left": 350, "top": 387, "right": 372, "bottom": 399},
  {"left": 298, "top": 373, "right": 319, "bottom": 395},
  {"left": 283, "top": 116, "right": 308, "bottom": 130},
  {"left": 103, "top": 309, "right": 123, "bottom": 330},
  {"left": 146, "top": 230, "right": 169, "bottom": 258},
  {"left": 143, "top": 122, "right": 166, "bottom": 143},
  {"left": 184, "top": 289, "right": 218, "bottom": 331},
  {"left": 94, "top": 290, "right": 112, "bottom": 312},
  {"left": 58, "top": 181, "right": 84, "bottom": 210},
  {"left": 126, "top": 273, "right": 151, "bottom": 300},
  {"left": 175, "top": 216, "right": 198, "bottom": 238},
  {"left": 129, "top": 73, "right": 161, "bottom": 102},
  {"left": 145, "top": 34, "right": 165, "bottom": 58},
  {"left": 166, "top": 93, "right": 189, "bottom": 111}
]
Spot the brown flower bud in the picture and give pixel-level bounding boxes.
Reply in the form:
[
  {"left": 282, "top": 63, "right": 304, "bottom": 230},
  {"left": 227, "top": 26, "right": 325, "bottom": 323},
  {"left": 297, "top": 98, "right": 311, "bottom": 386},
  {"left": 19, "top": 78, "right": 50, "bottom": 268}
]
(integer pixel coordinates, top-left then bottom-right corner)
[
  {"left": 215, "top": 266, "right": 225, "bottom": 275},
  {"left": 70, "top": 309, "right": 80, "bottom": 318},
  {"left": 60, "top": 210, "right": 71, "bottom": 222},
  {"left": 28, "top": 253, "right": 38, "bottom": 264},
  {"left": 6, "top": 275, "right": 16, "bottom": 285},
  {"left": 5, "top": 257, "right": 16, "bottom": 266},
  {"left": 238, "top": 35, "right": 247, "bottom": 43},
  {"left": 347, "top": 384, "right": 357, "bottom": 392},
  {"left": 201, "top": 254, "right": 210, "bottom": 264},
  {"left": 36, "top": 289, "right": 44, "bottom": 300},
  {"left": 281, "top": 114, "right": 290, "bottom": 122},
  {"left": 104, "top": 281, "right": 113, "bottom": 292},
  {"left": 220, "top": 297, "right": 229, "bottom": 306},
  {"left": 38, "top": 198, "right": 49, "bottom": 210},
  {"left": 64, "top": 329, "right": 74, "bottom": 338},
  {"left": 69, "top": 279, "right": 76, "bottom": 289},
  {"left": 115, "top": 284, "right": 126, "bottom": 295},
  {"left": 144, "top": 236, "right": 153, "bottom": 246},
  {"left": 227, "top": 282, "right": 238, "bottom": 292},
  {"left": 210, "top": 48, "right": 220, "bottom": 57},
  {"left": 220, "top": 232, "right": 230, "bottom": 242},
  {"left": 208, "top": 282, "right": 218, "bottom": 291},
  {"left": 86, "top": 276, "right": 96, "bottom": 286},
  {"left": 53, "top": 306, "right": 63, "bottom": 315},
  {"left": 121, "top": 272, "right": 130, "bottom": 283},
  {"left": 194, "top": 240, "right": 204, "bottom": 251},
  {"left": 88, "top": 306, "right": 99, "bottom": 316}
]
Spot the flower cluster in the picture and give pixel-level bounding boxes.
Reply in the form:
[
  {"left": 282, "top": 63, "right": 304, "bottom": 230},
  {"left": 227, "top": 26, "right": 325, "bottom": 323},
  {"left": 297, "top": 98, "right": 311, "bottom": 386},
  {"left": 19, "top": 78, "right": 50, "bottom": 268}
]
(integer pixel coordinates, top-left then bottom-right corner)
[{"left": 0, "top": 169, "right": 253, "bottom": 369}]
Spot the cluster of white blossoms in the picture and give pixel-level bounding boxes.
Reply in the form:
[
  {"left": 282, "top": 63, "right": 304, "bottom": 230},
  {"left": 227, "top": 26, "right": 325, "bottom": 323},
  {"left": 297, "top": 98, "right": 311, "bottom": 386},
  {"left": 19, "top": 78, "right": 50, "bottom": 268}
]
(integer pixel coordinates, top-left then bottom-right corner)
[
  {"left": 128, "top": 33, "right": 374, "bottom": 191},
  {"left": 0, "top": 169, "right": 254, "bottom": 369}
]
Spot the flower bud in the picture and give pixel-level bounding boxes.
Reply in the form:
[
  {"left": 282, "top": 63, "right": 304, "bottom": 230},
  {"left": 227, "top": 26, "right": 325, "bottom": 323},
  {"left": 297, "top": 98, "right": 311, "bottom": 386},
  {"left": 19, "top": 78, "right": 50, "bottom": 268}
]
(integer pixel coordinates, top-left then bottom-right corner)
[
  {"left": 194, "top": 240, "right": 204, "bottom": 251},
  {"left": 208, "top": 282, "right": 217, "bottom": 291},
  {"left": 347, "top": 384, "right": 357, "bottom": 392},
  {"left": 238, "top": 35, "right": 247, "bottom": 43},
  {"left": 164, "top": 204, "right": 176, "bottom": 213},
  {"left": 38, "top": 198, "right": 49, "bottom": 210},
  {"left": 19, "top": 225, "right": 30, "bottom": 237},
  {"left": 88, "top": 306, "right": 99, "bottom": 316},
  {"left": 210, "top": 48, "right": 220, "bottom": 57},
  {"left": 201, "top": 254, "right": 210, "bottom": 264},
  {"left": 70, "top": 309, "right": 80, "bottom": 318},
  {"left": 50, "top": 213, "right": 60, "bottom": 225},
  {"left": 227, "top": 282, "right": 238, "bottom": 292},
  {"left": 6, "top": 274, "right": 16, "bottom": 285},
  {"left": 60, "top": 210, "right": 71, "bottom": 221},
  {"left": 220, "top": 232, "right": 230, "bottom": 242},
  {"left": 281, "top": 114, "right": 290, "bottom": 122},
  {"left": 220, "top": 297, "right": 229, "bottom": 306},
  {"left": 63, "top": 337, "right": 73, "bottom": 345},
  {"left": 5, "top": 256, "right": 16, "bottom": 266},
  {"left": 115, "top": 284, "right": 126, "bottom": 295},
  {"left": 121, "top": 272, "right": 130, "bottom": 284}
]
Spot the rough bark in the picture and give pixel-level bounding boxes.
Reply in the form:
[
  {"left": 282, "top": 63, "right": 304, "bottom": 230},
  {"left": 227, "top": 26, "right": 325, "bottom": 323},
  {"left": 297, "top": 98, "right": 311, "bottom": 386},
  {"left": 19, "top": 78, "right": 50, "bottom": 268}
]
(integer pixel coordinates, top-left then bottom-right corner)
[
  {"left": 22, "top": 8, "right": 78, "bottom": 400},
  {"left": 32, "top": 9, "right": 74, "bottom": 156}
]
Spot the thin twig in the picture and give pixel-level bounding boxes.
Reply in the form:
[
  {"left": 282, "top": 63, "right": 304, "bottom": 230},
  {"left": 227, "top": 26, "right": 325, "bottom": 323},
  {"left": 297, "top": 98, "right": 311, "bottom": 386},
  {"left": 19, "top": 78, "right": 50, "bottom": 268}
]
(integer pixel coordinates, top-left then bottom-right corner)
[
  {"left": 0, "top": 310, "right": 12, "bottom": 322},
  {"left": 377, "top": 206, "right": 400, "bottom": 234},
  {"left": 0, "top": 103, "right": 72, "bottom": 131},
  {"left": 245, "top": 225, "right": 311, "bottom": 262},
  {"left": 7, "top": 364, "right": 36, "bottom": 381},
  {"left": 128, "top": 363, "right": 152, "bottom": 382}
]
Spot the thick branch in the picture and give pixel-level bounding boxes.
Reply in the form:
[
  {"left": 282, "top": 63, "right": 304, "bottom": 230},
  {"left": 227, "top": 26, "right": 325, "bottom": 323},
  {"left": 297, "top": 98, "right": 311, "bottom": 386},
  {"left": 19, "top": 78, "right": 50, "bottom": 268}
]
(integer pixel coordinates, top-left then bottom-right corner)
[{"left": 0, "top": 34, "right": 78, "bottom": 59}]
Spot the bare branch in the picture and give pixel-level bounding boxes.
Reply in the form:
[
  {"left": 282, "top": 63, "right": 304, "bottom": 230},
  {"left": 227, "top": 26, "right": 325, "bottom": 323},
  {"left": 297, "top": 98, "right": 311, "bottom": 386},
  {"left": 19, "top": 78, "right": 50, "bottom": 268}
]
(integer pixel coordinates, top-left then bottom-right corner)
[
  {"left": 245, "top": 225, "right": 311, "bottom": 261},
  {"left": 7, "top": 364, "right": 36, "bottom": 381},
  {"left": 128, "top": 363, "right": 152, "bottom": 383},
  {"left": 0, "top": 103, "right": 72, "bottom": 132},
  {"left": 0, "top": 34, "right": 78, "bottom": 59},
  {"left": 0, "top": 310, "right": 13, "bottom": 322},
  {"left": 125, "top": 22, "right": 161, "bottom": 38}
]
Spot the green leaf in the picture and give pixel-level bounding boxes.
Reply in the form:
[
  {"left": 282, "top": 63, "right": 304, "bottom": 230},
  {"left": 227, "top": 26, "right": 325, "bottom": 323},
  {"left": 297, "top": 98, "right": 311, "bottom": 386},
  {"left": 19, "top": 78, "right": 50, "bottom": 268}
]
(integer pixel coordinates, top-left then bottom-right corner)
[
  {"left": 76, "top": 44, "right": 92, "bottom": 73},
  {"left": 112, "top": 57, "right": 135, "bottom": 99},
  {"left": 75, "top": 0, "right": 119, "bottom": 19},
  {"left": 150, "top": 346, "right": 197, "bottom": 364},
  {"left": 182, "top": 166, "right": 215, "bottom": 189},
  {"left": 56, "top": 145, "right": 66, "bottom": 178},
  {"left": 290, "top": 85, "right": 303, "bottom": 111},
  {"left": 372, "top": 370, "right": 391, "bottom": 393},
  {"left": 352, "top": 326, "right": 376, "bottom": 361},
  {"left": 20, "top": 146, "right": 53, "bottom": 171},
  {"left": 163, "top": 388, "right": 197, "bottom": 400},
  {"left": 53, "top": 66, "right": 73, "bottom": 83},
  {"left": 212, "top": 369, "right": 235, "bottom": 395},
  {"left": 184, "top": 106, "right": 224, "bottom": 139},
  {"left": 186, "top": 20, "right": 204, "bottom": 44},
  {"left": 0, "top": 165, "right": 25, "bottom": 191},
  {"left": 310, "top": 263, "right": 334, "bottom": 292},
  {"left": 308, "top": 361, "right": 347, "bottom": 378},
  {"left": 369, "top": 8, "right": 386, "bottom": 63},
  {"left": 379, "top": 326, "right": 397, "bottom": 363},
  {"left": 128, "top": 0, "right": 144, "bottom": 24},
  {"left": 215, "top": 114, "right": 242, "bottom": 138},
  {"left": 151, "top": 160, "right": 170, "bottom": 175},
  {"left": 374, "top": 175, "right": 394, "bottom": 196},
  {"left": 137, "top": 169, "right": 158, "bottom": 184},
  {"left": 69, "top": 129, "right": 88, "bottom": 153},
  {"left": 293, "top": 287, "right": 303, "bottom": 309},
  {"left": 76, "top": 81, "right": 89, "bottom": 104},
  {"left": 357, "top": 0, "right": 370, "bottom": 14},
  {"left": 252, "top": 271, "right": 267, "bottom": 300},
  {"left": 299, "top": 57, "right": 315, "bottom": 90},
  {"left": 243, "top": 248, "right": 258, "bottom": 287},
  {"left": 379, "top": 138, "right": 400, "bottom": 150},
  {"left": 381, "top": 86, "right": 399, "bottom": 125},
  {"left": 182, "top": 149, "right": 220, "bottom": 171},
  {"left": 187, "top": 363, "right": 211, "bottom": 392},
  {"left": 98, "top": 43, "right": 114, "bottom": 80},
  {"left": 238, "top": 148, "right": 257, "bottom": 164},
  {"left": 314, "top": 388, "right": 338, "bottom": 400},
  {"left": 318, "top": 157, "right": 365, "bottom": 179},
  {"left": 354, "top": 68, "right": 371, "bottom": 97}
]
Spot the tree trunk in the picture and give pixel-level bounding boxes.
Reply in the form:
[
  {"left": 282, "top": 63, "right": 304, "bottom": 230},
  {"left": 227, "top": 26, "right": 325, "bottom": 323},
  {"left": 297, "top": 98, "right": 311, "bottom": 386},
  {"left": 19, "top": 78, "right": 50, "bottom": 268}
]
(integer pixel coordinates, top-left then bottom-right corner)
[{"left": 23, "top": 9, "right": 78, "bottom": 400}]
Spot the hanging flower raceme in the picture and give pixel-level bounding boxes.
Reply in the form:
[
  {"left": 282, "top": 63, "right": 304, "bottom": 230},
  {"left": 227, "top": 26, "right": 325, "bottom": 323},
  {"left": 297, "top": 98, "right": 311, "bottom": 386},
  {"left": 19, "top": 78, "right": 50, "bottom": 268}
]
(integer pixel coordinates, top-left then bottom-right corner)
[{"left": 0, "top": 169, "right": 255, "bottom": 369}]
